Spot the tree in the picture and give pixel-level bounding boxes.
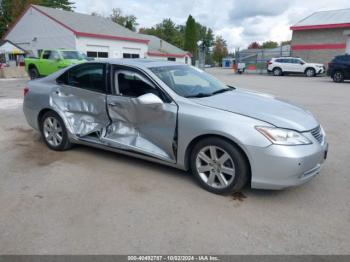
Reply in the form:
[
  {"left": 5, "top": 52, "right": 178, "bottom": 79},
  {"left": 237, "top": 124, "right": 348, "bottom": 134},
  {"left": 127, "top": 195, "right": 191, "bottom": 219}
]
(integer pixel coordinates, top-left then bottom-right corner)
[
  {"left": 0, "top": 0, "right": 75, "bottom": 39},
  {"left": 280, "top": 40, "right": 291, "bottom": 46},
  {"left": 261, "top": 40, "right": 278, "bottom": 49},
  {"left": 184, "top": 15, "right": 197, "bottom": 63},
  {"left": 0, "top": 0, "right": 12, "bottom": 39},
  {"left": 110, "top": 8, "right": 138, "bottom": 31},
  {"left": 212, "top": 36, "right": 228, "bottom": 66},
  {"left": 196, "top": 23, "right": 214, "bottom": 48},
  {"left": 140, "top": 19, "right": 184, "bottom": 49},
  {"left": 248, "top": 42, "right": 261, "bottom": 49},
  {"left": 40, "top": 0, "right": 74, "bottom": 11}
]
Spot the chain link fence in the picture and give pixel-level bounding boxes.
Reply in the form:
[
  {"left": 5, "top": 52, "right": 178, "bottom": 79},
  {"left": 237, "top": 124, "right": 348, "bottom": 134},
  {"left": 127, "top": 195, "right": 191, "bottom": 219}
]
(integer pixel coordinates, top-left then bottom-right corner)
[{"left": 235, "top": 46, "right": 292, "bottom": 74}]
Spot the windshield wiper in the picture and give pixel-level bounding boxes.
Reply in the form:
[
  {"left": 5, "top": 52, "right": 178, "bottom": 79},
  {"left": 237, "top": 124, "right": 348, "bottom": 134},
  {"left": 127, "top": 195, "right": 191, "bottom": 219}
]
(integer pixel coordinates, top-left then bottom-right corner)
[
  {"left": 211, "top": 87, "right": 232, "bottom": 95},
  {"left": 185, "top": 93, "right": 212, "bottom": 98}
]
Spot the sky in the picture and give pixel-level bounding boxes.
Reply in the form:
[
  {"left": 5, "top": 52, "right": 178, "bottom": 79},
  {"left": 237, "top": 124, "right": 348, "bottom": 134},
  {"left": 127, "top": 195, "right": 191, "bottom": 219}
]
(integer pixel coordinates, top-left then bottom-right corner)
[{"left": 74, "top": 0, "right": 350, "bottom": 51}]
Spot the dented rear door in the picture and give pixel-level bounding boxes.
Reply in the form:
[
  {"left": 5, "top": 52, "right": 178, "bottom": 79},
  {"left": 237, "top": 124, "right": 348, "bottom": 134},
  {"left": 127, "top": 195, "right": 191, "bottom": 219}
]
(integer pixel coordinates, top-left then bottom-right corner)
[{"left": 51, "top": 63, "right": 110, "bottom": 137}]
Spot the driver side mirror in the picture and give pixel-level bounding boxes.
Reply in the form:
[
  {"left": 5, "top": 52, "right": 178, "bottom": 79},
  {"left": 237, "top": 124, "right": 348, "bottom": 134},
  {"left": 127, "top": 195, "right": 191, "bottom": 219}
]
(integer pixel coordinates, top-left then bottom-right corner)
[{"left": 134, "top": 93, "right": 164, "bottom": 108}]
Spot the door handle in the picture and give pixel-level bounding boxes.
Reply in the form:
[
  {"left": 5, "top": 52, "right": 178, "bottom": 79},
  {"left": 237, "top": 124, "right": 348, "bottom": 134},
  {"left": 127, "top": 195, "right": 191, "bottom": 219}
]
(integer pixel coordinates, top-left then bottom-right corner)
[
  {"left": 108, "top": 102, "right": 123, "bottom": 107},
  {"left": 54, "top": 90, "right": 69, "bottom": 97}
]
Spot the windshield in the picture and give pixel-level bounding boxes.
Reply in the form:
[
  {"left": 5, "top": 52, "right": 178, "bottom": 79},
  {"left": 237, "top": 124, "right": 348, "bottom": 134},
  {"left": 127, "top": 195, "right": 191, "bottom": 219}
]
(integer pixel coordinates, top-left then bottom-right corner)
[
  {"left": 150, "top": 65, "right": 230, "bottom": 98},
  {"left": 61, "top": 51, "right": 87, "bottom": 60}
]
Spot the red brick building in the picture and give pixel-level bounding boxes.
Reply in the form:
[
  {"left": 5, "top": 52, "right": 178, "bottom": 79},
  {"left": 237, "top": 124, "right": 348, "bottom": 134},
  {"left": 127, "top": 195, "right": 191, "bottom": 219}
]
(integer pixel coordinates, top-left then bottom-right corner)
[{"left": 291, "top": 8, "right": 350, "bottom": 64}]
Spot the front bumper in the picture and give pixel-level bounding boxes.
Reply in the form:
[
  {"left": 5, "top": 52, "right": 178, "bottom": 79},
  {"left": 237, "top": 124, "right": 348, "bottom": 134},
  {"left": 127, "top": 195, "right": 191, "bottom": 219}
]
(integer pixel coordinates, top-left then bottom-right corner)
[
  {"left": 316, "top": 67, "right": 326, "bottom": 75},
  {"left": 248, "top": 136, "right": 328, "bottom": 190}
]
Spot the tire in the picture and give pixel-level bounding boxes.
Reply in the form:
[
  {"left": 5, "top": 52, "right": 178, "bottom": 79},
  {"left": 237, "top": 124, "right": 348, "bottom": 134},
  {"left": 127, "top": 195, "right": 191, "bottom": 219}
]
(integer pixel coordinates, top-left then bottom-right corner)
[
  {"left": 332, "top": 71, "right": 344, "bottom": 83},
  {"left": 305, "top": 68, "right": 316, "bottom": 77},
  {"left": 29, "top": 66, "right": 39, "bottom": 80},
  {"left": 273, "top": 67, "right": 282, "bottom": 76},
  {"left": 190, "top": 137, "right": 249, "bottom": 194},
  {"left": 39, "top": 111, "right": 71, "bottom": 151}
]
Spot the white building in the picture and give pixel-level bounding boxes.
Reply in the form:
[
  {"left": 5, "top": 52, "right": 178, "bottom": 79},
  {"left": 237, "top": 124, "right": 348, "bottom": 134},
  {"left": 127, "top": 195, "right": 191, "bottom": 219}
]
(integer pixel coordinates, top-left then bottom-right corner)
[
  {"left": 4, "top": 5, "right": 192, "bottom": 64},
  {"left": 0, "top": 40, "right": 26, "bottom": 66}
]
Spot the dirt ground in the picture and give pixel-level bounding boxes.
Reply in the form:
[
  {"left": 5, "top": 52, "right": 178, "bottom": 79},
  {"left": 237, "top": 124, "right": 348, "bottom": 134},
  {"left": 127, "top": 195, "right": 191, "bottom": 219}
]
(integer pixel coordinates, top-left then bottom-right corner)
[{"left": 0, "top": 71, "right": 349, "bottom": 254}]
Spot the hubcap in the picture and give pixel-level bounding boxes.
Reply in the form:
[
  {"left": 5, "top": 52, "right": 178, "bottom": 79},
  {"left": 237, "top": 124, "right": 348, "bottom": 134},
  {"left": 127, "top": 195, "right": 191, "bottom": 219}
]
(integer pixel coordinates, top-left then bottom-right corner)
[
  {"left": 334, "top": 72, "right": 342, "bottom": 81},
  {"left": 196, "top": 146, "right": 235, "bottom": 189},
  {"left": 307, "top": 69, "right": 314, "bottom": 77},
  {"left": 43, "top": 117, "right": 63, "bottom": 147},
  {"left": 274, "top": 69, "right": 280, "bottom": 76}
]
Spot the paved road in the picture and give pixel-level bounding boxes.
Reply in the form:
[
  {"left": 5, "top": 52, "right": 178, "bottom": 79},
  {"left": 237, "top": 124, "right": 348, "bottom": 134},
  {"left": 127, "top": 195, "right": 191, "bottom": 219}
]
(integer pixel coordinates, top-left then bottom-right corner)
[{"left": 0, "top": 71, "right": 349, "bottom": 254}]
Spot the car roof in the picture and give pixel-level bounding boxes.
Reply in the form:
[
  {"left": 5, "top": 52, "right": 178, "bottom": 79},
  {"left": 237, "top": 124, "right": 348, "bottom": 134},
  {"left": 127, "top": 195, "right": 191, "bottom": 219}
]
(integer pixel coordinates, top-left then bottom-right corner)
[
  {"left": 273, "top": 57, "right": 300, "bottom": 59},
  {"left": 93, "top": 59, "right": 187, "bottom": 69}
]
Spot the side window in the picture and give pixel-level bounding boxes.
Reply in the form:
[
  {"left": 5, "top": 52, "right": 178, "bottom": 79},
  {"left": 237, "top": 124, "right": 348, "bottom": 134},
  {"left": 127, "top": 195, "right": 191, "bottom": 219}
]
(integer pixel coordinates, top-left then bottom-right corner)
[
  {"left": 49, "top": 51, "right": 60, "bottom": 60},
  {"left": 116, "top": 70, "right": 160, "bottom": 98},
  {"left": 42, "top": 50, "right": 51, "bottom": 59},
  {"left": 65, "top": 63, "right": 106, "bottom": 93},
  {"left": 276, "top": 59, "right": 290, "bottom": 63}
]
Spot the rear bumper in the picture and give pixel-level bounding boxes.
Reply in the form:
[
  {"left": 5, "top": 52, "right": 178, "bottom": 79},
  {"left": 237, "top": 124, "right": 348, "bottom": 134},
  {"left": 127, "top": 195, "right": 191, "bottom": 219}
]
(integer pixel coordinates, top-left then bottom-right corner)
[{"left": 248, "top": 138, "right": 328, "bottom": 190}]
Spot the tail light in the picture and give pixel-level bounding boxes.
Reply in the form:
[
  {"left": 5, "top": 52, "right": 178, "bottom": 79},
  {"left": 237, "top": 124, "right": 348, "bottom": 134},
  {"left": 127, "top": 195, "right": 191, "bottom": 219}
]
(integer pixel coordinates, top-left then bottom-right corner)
[
  {"left": 24, "top": 87, "right": 29, "bottom": 96},
  {"left": 267, "top": 61, "right": 272, "bottom": 65}
]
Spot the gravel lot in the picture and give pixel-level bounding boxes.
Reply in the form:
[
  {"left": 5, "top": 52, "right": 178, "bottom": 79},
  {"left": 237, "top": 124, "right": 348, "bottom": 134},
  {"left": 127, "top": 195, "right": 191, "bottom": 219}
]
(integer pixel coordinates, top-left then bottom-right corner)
[{"left": 0, "top": 70, "right": 349, "bottom": 255}]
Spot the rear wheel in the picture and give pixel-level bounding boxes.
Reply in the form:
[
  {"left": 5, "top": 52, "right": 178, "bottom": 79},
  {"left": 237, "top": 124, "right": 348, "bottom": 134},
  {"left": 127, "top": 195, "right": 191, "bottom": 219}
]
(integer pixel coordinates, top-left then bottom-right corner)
[
  {"left": 29, "top": 67, "right": 39, "bottom": 79},
  {"left": 305, "top": 68, "right": 316, "bottom": 77},
  {"left": 40, "top": 111, "right": 71, "bottom": 151},
  {"left": 273, "top": 67, "right": 282, "bottom": 76},
  {"left": 190, "top": 137, "right": 249, "bottom": 194},
  {"left": 333, "top": 71, "right": 344, "bottom": 83}
]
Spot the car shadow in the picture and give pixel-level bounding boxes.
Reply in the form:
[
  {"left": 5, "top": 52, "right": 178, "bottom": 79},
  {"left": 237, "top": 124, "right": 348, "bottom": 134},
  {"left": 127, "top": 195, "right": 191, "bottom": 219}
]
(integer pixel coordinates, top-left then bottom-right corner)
[
  {"left": 69, "top": 144, "right": 296, "bottom": 200},
  {"left": 72, "top": 143, "right": 191, "bottom": 179}
]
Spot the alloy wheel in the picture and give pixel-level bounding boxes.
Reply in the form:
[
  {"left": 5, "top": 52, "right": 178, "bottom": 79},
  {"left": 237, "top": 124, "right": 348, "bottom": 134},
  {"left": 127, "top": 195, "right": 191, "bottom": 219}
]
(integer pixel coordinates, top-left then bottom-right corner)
[
  {"left": 195, "top": 146, "right": 235, "bottom": 189},
  {"left": 273, "top": 68, "right": 281, "bottom": 76},
  {"left": 334, "top": 72, "right": 343, "bottom": 82},
  {"left": 43, "top": 116, "right": 63, "bottom": 147},
  {"left": 306, "top": 69, "right": 315, "bottom": 77}
]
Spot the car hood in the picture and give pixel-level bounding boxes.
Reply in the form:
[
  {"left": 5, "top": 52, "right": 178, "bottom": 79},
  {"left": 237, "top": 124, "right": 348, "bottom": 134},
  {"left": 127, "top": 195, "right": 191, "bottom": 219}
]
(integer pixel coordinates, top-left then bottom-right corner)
[{"left": 192, "top": 89, "right": 319, "bottom": 131}]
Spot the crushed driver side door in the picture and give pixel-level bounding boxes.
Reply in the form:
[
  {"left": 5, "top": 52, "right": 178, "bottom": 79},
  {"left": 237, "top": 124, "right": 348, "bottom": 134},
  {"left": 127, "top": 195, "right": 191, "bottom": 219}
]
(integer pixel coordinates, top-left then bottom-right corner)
[{"left": 103, "top": 67, "right": 178, "bottom": 162}]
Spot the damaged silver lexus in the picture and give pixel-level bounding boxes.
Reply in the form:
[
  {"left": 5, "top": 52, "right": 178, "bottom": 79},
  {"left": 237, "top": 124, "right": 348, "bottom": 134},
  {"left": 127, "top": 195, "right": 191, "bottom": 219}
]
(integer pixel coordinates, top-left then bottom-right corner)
[{"left": 23, "top": 59, "right": 328, "bottom": 194}]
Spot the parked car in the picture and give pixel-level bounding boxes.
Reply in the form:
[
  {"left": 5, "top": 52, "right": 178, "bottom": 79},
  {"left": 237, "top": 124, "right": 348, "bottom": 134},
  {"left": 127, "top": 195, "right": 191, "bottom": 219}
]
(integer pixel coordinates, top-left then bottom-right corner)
[
  {"left": 267, "top": 57, "right": 325, "bottom": 77},
  {"left": 327, "top": 54, "right": 350, "bottom": 83},
  {"left": 25, "top": 49, "right": 87, "bottom": 79},
  {"left": 23, "top": 60, "right": 328, "bottom": 194}
]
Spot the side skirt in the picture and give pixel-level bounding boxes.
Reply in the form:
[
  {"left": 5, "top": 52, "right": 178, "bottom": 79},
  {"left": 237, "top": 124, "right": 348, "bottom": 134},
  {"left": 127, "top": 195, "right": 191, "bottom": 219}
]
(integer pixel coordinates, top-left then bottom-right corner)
[{"left": 72, "top": 137, "right": 185, "bottom": 171}]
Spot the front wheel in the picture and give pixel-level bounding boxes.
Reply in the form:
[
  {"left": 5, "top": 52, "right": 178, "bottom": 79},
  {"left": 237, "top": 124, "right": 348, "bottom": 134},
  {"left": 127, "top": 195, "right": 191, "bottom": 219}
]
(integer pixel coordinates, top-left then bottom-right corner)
[
  {"left": 40, "top": 111, "right": 71, "bottom": 151},
  {"left": 305, "top": 68, "right": 316, "bottom": 77},
  {"left": 190, "top": 137, "right": 249, "bottom": 194},
  {"left": 333, "top": 71, "right": 344, "bottom": 83}
]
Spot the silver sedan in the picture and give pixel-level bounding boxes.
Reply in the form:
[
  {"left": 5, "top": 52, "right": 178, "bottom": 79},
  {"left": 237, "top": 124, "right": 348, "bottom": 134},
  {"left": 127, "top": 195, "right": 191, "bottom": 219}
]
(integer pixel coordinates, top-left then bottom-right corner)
[{"left": 23, "top": 60, "right": 328, "bottom": 194}]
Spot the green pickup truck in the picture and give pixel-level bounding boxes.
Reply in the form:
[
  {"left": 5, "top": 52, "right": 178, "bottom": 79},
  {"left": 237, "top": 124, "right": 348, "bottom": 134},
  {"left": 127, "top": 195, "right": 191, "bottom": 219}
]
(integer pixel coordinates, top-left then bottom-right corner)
[{"left": 25, "top": 49, "right": 88, "bottom": 79}]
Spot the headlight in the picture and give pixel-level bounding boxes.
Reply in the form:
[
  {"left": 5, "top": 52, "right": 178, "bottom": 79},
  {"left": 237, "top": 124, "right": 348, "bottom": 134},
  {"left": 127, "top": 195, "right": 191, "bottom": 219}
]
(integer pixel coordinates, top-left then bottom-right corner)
[{"left": 255, "top": 126, "right": 312, "bottom": 145}]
